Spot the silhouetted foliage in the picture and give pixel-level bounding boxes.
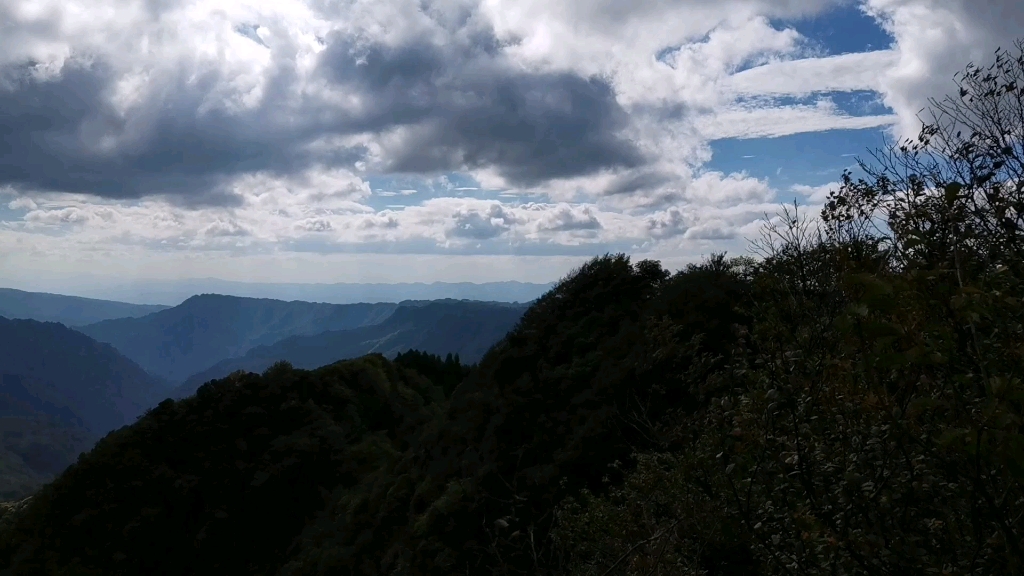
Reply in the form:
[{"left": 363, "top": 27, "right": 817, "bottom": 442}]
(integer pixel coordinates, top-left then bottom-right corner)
[
  {"left": 393, "top": 350, "right": 471, "bottom": 399},
  {"left": 0, "top": 355, "right": 444, "bottom": 574},
  {"left": 554, "top": 42, "right": 1024, "bottom": 576}
]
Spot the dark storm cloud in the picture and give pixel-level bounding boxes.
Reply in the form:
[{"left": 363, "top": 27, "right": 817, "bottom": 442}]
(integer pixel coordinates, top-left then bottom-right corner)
[
  {"left": 317, "top": 35, "right": 647, "bottom": 185},
  {"left": 0, "top": 24, "right": 647, "bottom": 203},
  {"left": 0, "top": 59, "right": 301, "bottom": 205}
]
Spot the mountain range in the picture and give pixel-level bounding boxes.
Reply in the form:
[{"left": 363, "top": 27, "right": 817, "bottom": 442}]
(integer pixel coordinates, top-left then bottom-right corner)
[
  {"left": 13, "top": 279, "right": 556, "bottom": 306},
  {"left": 77, "top": 295, "right": 401, "bottom": 383},
  {"left": 171, "top": 299, "right": 527, "bottom": 398},
  {"left": 0, "top": 289, "right": 531, "bottom": 501}
]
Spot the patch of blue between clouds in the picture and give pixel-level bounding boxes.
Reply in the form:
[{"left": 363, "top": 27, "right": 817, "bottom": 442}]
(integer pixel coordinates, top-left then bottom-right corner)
[
  {"left": 0, "top": 204, "right": 21, "bottom": 223},
  {"left": 707, "top": 3, "right": 896, "bottom": 207},
  {"left": 365, "top": 172, "right": 499, "bottom": 211},
  {"left": 773, "top": 2, "right": 893, "bottom": 56},
  {"left": 714, "top": 2, "right": 894, "bottom": 75},
  {"left": 731, "top": 91, "right": 891, "bottom": 117},
  {"left": 827, "top": 90, "right": 892, "bottom": 116},
  {"left": 234, "top": 24, "right": 269, "bottom": 48},
  {"left": 706, "top": 127, "right": 891, "bottom": 202}
]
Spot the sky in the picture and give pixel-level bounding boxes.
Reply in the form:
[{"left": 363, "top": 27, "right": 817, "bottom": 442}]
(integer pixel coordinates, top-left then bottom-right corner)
[{"left": 1, "top": 0, "right": 1023, "bottom": 290}]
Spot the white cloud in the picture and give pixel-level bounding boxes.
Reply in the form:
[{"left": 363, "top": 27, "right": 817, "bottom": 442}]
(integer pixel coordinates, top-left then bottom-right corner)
[
  {"left": 865, "top": 0, "right": 1024, "bottom": 142},
  {"left": 297, "top": 218, "right": 334, "bottom": 232},
  {"left": 697, "top": 98, "right": 897, "bottom": 140},
  {"left": 725, "top": 50, "right": 899, "bottom": 97},
  {"left": 447, "top": 203, "right": 524, "bottom": 240},
  {"left": 23, "top": 206, "right": 93, "bottom": 226},
  {"left": 685, "top": 172, "right": 775, "bottom": 207},
  {"left": 7, "top": 197, "right": 37, "bottom": 210},
  {"left": 792, "top": 181, "right": 839, "bottom": 203},
  {"left": 203, "top": 219, "right": 251, "bottom": 238}
]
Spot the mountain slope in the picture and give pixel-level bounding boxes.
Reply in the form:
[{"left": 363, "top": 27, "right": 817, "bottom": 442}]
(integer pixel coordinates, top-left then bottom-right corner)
[
  {"left": 78, "top": 295, "right": 399, "bottom": 383},
  {"left": 0, "top": 254, "right": 752, "bottom": 575},
  {"left": 0, "top": 355, "right": 445, "bottom": 573},
  {"left": 0, "top": 288, "right": 168, "bottom": 327},
  {"left": 0, "top": 317, "right": 165, "bottom": 436},
  {"left": 0, "top": 318, "right": 167, "bottom": 500},
  {"left": 0, "top": 374, "right": 97, "bottom": 501},
  {"left": 172, "top": 299, "right": 527, "bottom": 399}
]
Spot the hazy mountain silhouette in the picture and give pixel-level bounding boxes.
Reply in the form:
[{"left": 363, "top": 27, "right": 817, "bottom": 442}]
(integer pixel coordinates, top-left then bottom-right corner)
[
  {"left": 0, "top": 288, "right": 168, "bottom": 327},
  {"left": 61, "top": 279, "right": 556, "bottom": 306},
  {"left": 78, "top": 295, "right": 400, "bottom": 383},
  {"left": 0, "top": 374, "right": 86, "bottom": 429},
  {"left": 0, "top": 317, "right": 165, "bottom": 435},
  {"left": 171, "top": 299, "right": 527, "bottom": 399}
]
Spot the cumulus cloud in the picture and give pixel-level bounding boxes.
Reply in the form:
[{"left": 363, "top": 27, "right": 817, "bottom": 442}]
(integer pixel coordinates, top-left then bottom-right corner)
[
  {"left": 865, "top": 0, "right": 1024, "bottom": 142},
  {"left": 203, "top": 219, "right": 251, "bottom": 238},
  {"left": 23, "top": 207, "right": 94, "bottom": 226},
  {"left": 0, "top": 0, "right": 648, "bottom": 203},
  {"left": 532, "top": 204, "right": 602, "bottom": 232},
  {"left": 793, "top": 182, "right": 839, "bottom": 203},
  {"left": 7, "top": 197, "right": 36, "bottom": 210},
  {"left": 685, "top": 172, "right": 775, "bottom": 207},
  {"left": 297, "top": 218, "right": 333, "bottom": 232},
  {"left": 0, "top": 0, "right": 886, "bottom": 206},
  {"left": 685, "top": 221, "right": 738, "bottom": 240},
  {"left": 646, "top": 207, "right": 689, "bottom": 239},
  {"left": 447, "top": 204, "right": 522, "bottom": 240},
  {"left": 725, "top": 50, "right": 899, "bottom": 97}
]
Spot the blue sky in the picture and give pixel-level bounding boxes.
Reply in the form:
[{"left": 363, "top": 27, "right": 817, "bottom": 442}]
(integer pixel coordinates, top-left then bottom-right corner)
[
  {"left": 704, "top": 3, "right": 894, "bottom": 198},
  {"left": 0, "top": 0, "right": 1021, "bottom": 291}
]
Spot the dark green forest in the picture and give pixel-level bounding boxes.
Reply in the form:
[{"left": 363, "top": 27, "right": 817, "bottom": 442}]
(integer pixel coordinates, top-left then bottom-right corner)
[{"left": 1, "top": 44, "right": 1023, "bottom": 576}]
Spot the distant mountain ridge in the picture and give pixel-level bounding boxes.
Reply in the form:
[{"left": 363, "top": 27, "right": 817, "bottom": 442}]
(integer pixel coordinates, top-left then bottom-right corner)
[
  {"left": 172, "top": 299, "right": 527, "bottom": 399},
  {"left": 78, "top": 295, "right": 401, "bottom": 383},
  {"left": 46, "top": 279, "right": 556, "bottom": 306},
  {"left": 0, "top": 288, "right": 168, "bottom": 326}
]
